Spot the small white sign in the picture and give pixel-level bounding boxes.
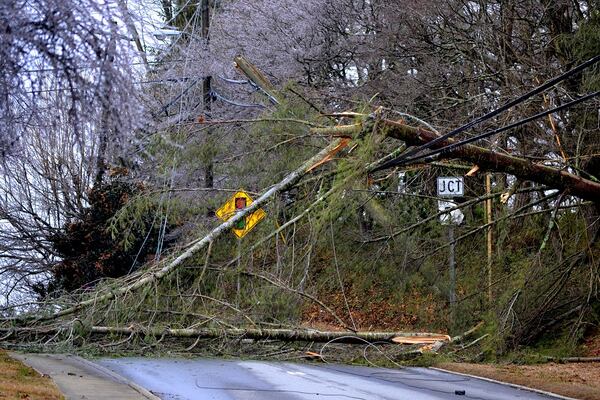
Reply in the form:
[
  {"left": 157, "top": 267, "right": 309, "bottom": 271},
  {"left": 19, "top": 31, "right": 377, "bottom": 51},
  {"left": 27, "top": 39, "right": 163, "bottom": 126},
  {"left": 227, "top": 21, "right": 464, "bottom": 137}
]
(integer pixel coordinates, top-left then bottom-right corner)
[
  {"left": 438, "top": 200, "right": 465, "bottom": 225},
  {"left": 437, "top": 177, "right": 464, "bottom": 197}
]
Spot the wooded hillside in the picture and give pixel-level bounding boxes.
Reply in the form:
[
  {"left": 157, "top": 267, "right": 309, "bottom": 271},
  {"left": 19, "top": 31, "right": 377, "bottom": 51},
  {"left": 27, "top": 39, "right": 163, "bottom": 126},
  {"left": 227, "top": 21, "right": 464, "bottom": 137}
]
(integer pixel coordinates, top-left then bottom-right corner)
[{"left": 0, "top": 0, "right": 599, "bottom": 360}]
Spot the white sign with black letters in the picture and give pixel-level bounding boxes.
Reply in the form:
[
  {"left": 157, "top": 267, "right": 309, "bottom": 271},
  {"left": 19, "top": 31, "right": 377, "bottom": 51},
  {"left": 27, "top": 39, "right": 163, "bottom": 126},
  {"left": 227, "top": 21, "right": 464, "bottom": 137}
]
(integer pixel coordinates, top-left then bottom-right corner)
[{"left": 437, "top": 177, "right": 464, "bottom": 197}]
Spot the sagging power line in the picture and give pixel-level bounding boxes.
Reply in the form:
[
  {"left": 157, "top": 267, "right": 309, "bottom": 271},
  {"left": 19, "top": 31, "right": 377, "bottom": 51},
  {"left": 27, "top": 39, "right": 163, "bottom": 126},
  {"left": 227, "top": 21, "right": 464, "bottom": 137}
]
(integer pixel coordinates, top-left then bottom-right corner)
[{"left": 402, "top": 90, "right": 600, "bottom": 165}]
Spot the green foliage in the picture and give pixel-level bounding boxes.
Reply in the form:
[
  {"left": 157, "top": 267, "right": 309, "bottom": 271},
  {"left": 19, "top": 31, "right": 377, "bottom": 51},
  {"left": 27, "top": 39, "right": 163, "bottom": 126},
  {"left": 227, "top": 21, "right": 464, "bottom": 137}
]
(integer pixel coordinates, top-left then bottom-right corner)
[
  {"left": 239, "top": 98, "right": 323, "bottom": 188},
  {"left": 172, "top": 0, "right": 200, "bottom": 31},
  {"left": 40, "top": 180, "right": 176, "bottom": 295},
  {"left": 532, "top": 330, "right": 581, "bottom": 359},
  {"left": 408, "top": 352, "right": 447, "bottom": 367},
  {"left": 107, "top": 194, "right": 158, "bottom": 251},
  {"left": 476, "top": 312, "right": 512, "bottom": 362},
  {"left": 248, "top": 286, "right": 301, "bottom": 323}
]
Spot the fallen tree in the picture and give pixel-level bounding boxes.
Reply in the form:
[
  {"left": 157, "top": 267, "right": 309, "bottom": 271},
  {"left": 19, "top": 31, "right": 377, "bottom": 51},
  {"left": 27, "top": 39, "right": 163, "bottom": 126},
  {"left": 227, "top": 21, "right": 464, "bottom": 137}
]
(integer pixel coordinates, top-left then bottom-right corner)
[
  {"left": 0, "top": 325, "right": 451, "bottom": 344},
  {"left": 3, "top": 57, "right": 595, "bottom": 360},
  {"left": 236, "top": 55, "right": 599, "bottom": 204},
  {"left": 6, "top": 112, "right": 596, "bottom": 331},
  {"left": 384, "top": 120, "right": 600, "bottom": 203},
  {"left": 312, "top": 119, "right": 600, "bottom": 203},
  {"left": 4, "top": 139, "right": 344, "bottom": 323}
]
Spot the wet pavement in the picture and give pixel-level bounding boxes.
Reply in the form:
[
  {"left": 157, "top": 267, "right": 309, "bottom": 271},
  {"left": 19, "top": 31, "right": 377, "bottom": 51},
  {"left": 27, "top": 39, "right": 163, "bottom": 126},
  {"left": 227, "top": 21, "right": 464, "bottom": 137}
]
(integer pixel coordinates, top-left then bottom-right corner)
[{"left": 98, "top": 357, "right": 568, "bottom": 400}]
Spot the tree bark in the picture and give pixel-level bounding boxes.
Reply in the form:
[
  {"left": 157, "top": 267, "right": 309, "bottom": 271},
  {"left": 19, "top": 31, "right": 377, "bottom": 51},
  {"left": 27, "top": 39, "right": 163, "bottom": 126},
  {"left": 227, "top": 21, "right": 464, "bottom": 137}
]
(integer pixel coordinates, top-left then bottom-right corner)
[
  {"left": 201, "top": 0, "right": 214, "bottom": 190},
  {"left": 383, "top": 120, "right": 600, "bottom": 203},
  {"left": 234, "top": 56, "right": 281, "bottom": 104},
  {"left": 116, "top": 0, "right": 148, "bottom": 70}
]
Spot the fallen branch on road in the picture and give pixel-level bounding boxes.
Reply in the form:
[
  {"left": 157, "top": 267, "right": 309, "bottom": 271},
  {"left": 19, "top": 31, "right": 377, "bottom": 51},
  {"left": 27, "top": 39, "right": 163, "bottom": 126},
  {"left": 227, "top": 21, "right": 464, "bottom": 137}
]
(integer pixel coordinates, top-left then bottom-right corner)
[{"left": 0, "top": 325, "right": 452, "bottom": 344}]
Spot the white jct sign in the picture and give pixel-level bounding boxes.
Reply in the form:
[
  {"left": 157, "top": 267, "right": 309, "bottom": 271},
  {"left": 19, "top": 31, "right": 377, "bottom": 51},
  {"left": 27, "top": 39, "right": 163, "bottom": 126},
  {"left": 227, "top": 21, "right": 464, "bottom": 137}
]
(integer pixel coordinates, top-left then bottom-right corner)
[{"left": 437, "top": 177, "right": 464, "bottom": 197}]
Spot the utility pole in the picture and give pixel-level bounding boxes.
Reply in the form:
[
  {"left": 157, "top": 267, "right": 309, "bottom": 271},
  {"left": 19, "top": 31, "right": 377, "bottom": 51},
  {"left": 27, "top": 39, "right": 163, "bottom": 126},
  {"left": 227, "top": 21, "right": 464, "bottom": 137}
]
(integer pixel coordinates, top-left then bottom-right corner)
[{"left": 201, "top": 0, "right": 213, "bottom": 189}]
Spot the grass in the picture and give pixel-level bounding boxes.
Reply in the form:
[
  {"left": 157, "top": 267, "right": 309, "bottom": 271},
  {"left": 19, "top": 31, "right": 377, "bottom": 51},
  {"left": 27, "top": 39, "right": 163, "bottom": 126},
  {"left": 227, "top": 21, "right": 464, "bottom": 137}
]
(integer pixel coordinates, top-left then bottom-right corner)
[
  {"left": 0, "top": 349, "right": 63, "bottom": 400},
  {"left": 436, "top": 361, "right": 600, "bottom": 400}
]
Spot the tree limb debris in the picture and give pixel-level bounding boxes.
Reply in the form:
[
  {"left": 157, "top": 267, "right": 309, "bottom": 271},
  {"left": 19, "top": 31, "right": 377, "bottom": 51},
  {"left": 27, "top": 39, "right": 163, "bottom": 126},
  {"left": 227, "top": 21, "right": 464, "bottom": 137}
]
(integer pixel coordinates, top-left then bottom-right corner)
[
  {"left": 6, "top": 140, "right": 344, "bottom": 323},
  {"left": 238, "top": 269, "right": 353, "bottom": 331},
  {"left": 233, "top": 55, "right": 282, "bottom": 104},
  {"left": 391, "top": 335, "right": 451, "bottom": 344},
  {"left": 450, "top": 321, "right": 484, "bottom": 343}
]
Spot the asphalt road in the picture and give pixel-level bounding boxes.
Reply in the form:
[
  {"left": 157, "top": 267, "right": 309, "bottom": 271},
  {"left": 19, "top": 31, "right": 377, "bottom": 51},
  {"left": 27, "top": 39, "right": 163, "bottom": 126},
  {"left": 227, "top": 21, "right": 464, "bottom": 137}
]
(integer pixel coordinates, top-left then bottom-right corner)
[{"left": 98, "top": 358, "right": 567, "bottom": 400}]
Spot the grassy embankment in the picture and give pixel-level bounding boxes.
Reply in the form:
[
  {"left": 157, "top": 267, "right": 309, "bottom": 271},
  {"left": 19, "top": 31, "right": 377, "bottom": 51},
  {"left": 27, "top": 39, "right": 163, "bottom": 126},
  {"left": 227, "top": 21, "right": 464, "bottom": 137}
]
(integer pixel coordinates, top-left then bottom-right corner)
[{"left": 0, "top": 350, "right": 63, "bottom": 400}]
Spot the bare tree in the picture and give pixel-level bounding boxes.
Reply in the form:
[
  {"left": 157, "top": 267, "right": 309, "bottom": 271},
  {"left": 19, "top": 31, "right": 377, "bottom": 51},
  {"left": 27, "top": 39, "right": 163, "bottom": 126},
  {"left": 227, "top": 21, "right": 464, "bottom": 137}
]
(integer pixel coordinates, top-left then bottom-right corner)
[{"left": 0, "top": 0, "right": 141, "bottom": 305}]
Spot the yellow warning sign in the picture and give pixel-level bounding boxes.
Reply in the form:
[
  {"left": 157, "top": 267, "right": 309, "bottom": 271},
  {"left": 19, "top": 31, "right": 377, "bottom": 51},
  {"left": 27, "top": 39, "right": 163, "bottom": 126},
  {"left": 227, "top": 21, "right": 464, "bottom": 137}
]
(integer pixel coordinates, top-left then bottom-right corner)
[{"left": 216, "top": 190, "right": 266, "bottom": 238}]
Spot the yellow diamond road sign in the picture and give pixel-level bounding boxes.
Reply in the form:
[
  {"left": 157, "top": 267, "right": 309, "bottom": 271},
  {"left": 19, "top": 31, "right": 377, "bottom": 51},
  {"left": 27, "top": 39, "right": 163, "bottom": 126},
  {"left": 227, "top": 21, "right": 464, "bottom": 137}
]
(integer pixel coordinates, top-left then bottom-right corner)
[{"left": 216, "top": 190, "right": 266, "bottom": 239}]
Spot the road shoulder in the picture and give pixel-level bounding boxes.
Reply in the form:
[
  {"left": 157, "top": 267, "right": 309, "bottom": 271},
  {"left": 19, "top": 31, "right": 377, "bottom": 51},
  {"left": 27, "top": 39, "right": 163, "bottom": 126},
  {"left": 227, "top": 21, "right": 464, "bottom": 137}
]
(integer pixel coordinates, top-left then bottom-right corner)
[
  {"left": 437, "top": 362, "right": 600, "bottom": 400},
  {"left": 10, "top": 353, "right": 160, "bottom": 400},
  {"left": 0, "top": 349, "right": 63, "bottom": 399}
]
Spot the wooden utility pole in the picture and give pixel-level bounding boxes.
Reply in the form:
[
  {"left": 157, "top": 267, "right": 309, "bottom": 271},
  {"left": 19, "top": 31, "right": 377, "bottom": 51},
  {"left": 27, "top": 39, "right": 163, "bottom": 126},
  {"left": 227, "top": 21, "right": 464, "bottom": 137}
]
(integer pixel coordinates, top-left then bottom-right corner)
[
  {"left": 485, "top": 173, "right": 493, "bottom": 302},
  {"left": 201, "top": 0, "right": 214, "bottom": 189}
]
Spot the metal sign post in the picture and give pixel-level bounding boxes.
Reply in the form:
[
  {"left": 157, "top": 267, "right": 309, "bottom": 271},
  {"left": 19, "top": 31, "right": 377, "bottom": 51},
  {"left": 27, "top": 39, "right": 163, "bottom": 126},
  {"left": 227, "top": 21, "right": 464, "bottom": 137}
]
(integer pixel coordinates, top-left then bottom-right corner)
[
  {"left": 216, "top": 190, "right": 266, "bottom": 305},
  {"left": 437, "top": 177, "right": 464, "bottom": 323},
  {"left": 448, "top": 223, "right": 456, "bottom": 305}
]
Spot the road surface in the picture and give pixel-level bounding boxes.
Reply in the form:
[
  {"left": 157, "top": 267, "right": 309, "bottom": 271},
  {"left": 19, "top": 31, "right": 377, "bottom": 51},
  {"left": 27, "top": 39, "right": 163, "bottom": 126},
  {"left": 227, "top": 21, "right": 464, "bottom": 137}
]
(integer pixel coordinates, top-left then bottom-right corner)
[{"left": 98, "top": 357, "right": 569, "bottom": 400}]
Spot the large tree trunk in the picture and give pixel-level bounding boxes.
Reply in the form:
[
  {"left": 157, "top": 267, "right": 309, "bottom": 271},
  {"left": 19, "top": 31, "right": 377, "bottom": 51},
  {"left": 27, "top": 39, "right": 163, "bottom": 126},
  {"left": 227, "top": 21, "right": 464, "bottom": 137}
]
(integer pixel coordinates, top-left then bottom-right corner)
[
  {"left": 201, "top": 0, "right": 214, "bottom": 190},
  {"left": 313, "top": 120, "right": 600, "bottom": 202},
  {"left": 382, "top": 120, "right": 600, "bottom": 203}
]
